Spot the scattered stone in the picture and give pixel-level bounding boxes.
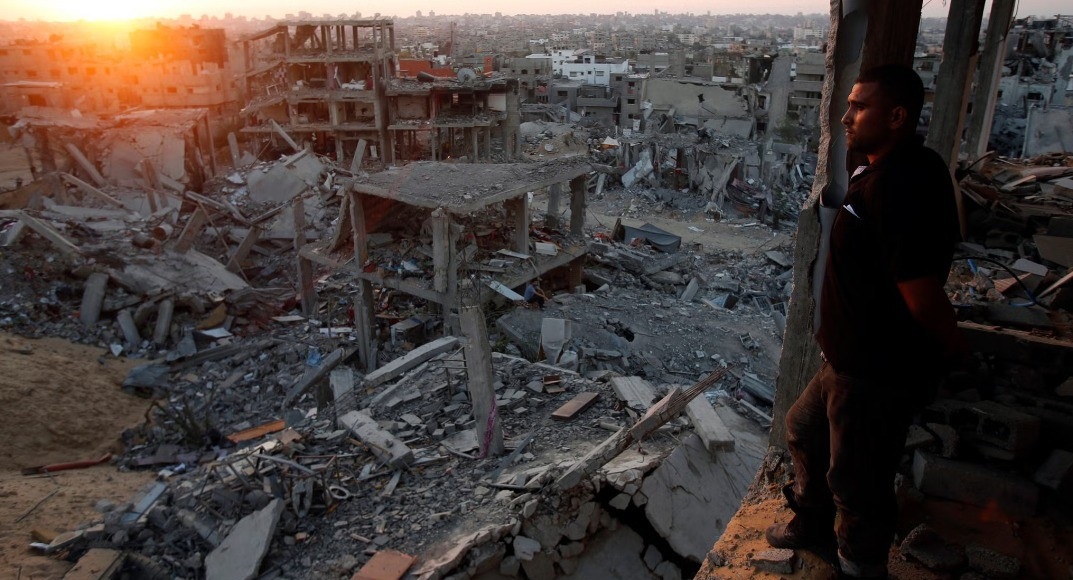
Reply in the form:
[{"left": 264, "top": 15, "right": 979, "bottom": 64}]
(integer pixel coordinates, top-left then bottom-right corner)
[{"left": 750, "top": 548, "right": 795, "bottom": 575}]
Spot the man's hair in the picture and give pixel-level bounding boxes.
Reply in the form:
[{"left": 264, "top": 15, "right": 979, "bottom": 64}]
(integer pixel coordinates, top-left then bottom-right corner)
[{"left": 856, "top": 64, "right": 924, "bottom": 129}]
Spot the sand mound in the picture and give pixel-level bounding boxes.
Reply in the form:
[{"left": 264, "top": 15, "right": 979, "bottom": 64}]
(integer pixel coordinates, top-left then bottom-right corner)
[{"left": 0, "top": 331, "right": 149, "bottom": 471}]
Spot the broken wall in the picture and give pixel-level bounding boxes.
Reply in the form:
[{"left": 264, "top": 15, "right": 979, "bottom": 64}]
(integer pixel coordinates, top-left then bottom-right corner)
[{"left": 645, "top": 79, "right": 748, "bottom": 119}]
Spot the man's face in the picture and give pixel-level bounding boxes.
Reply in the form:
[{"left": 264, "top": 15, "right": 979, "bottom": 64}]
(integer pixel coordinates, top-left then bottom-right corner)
[{"left": 841, "top": 81, "right": 897, "bottom": 159}]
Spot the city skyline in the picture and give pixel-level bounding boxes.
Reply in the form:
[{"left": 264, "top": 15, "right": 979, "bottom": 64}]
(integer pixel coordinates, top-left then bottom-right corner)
[{"left": 4, "top": 0, "right": 1069, "bottom": 23}]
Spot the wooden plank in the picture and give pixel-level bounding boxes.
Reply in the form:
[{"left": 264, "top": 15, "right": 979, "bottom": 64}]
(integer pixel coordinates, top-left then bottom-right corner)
[
  {"left": 556, "top": 366, "right": 730, "bottom": 491},
  {"left": 62, "top": 548, "right": 124, "bottom": 580},
  {"left": 226, "top": 419, "right": 286, "bottom": 443},
  {"left": 551, "top": 392, "right": 600, "bottom": 421},
  {"left": 685, "top": 396, "right": 736, "bottom": 452},
  {"left": 609, "top": 376, "right": 656, "bottom": 411}
]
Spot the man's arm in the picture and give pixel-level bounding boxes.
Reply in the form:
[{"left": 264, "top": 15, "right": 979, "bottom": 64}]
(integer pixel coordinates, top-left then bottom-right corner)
[{"left": 897, "top": 276, "right": 968, "bottom": 363}]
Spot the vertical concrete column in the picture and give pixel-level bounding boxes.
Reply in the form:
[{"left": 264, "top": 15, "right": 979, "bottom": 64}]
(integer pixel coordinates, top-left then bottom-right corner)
[
  {"left": 507, "top": 196, "right": 529, "bottom": 254},
  {"left": 470, "top": 127, "right": 479, "bottom": 162},
  {"left": 503, "top": 80, "right": 521, "bottom": 160},
  {"left": 293, "top": 196, "right": 317, "bottom": 316},
  {"left": 925, "top": 0, "right": 986, "bottom": 168},
  {"left": 546, "top": 183, "right": 562, "bottom": 230},
  {"left": 227, "top": 132, "right": 242, "bottom": 168},
  {"left": 354, "top": 279, "right": 376, "bottom": 372},
  {"left": 431, "top": 208, "right": 450, "bottom": 294},
  {"left": 460, "top": 306, "right": 504, "bottom": 457},
  {"left": 966, "top": 0, "right": 1016, "bottom": 160},
  {"left": 772, "top": 0, "right": 870, "bottom": 448},
  {"left": 349, "top": 188, "right": 375, "bottom": 372},
  {"left": 569, "top": 175, "right": 586, "bottom": 237}
]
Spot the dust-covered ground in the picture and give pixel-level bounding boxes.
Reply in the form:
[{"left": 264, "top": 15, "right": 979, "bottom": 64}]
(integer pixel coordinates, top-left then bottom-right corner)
[{"left": 0, "top": 331, "right": 155, "bottom": 579}]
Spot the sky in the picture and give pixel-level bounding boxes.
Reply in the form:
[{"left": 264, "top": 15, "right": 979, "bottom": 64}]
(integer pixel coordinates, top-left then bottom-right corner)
[{"left": 3, "top": 0, "right": 1068, "bottom": 23}]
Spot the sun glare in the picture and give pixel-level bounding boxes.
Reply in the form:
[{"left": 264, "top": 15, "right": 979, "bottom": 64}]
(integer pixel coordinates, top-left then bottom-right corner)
[{"left": 41, "top": 0, "right": 169, "bottom": 21}]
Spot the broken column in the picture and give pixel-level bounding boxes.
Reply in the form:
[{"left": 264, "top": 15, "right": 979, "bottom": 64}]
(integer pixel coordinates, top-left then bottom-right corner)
[
  {"left": 80, "top": 272, "right": 109, "bottom": 327},
  {"left": 293, "top": 196, "right": 317, "bottom": 316},
  {"left": 460, "top": 306, "right": 504, "bottom": 456}
]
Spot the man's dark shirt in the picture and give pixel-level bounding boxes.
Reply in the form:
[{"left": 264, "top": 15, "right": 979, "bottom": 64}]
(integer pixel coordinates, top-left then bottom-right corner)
[{"left": 816, "top": 137, "right": 960, "bottom": 378}]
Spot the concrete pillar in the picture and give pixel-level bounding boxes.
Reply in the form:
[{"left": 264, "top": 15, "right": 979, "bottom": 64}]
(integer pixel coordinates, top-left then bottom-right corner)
[
  {"left": 504, "top": 79, "right": 521, "bottom": 160},
  {"left": 354, "top": 279, "right": 376, "bottom": 372},
  {"left": 546, "top": 183, "right": 562, "bottom": 230},
  {"left": 227, "top": 132, "right": 242, "bottom": 168},
  {"left": 64, "top": 143, "right": 106, "bottom": 186},
  {"left": 772, "top": 0, "right": 920, "bottom": 448},
  {"left": 460, "top": 306, "right": 504, "bottom": 457},
  {"left": 431, "top": 208, "right": 449, "bottom": 293},
  {"left": 293, "top": 196, "right": 316, "bottom": 316},
  {"left": 966, "top": 0, "right": 1016, "bottom": 161},
  {"left": 569, "top": 175, "right": 586, "bottom": 237},
  {"left": 348, "top": 189, "right": 375, "bottom": 372},
  {"left": 925, "top": 0, "right": 986, "bottom": 168},
  {"left": 507, "top": 196, "right": 529, "bottom": 254}
]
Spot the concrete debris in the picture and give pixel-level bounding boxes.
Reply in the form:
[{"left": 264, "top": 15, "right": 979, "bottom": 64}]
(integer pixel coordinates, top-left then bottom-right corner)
[
  {"left": 5, "top": 21, "right": 1073, "bottom": 579},
  {"left": 205, "top": 498, "right": 284, "bottom": 580}
]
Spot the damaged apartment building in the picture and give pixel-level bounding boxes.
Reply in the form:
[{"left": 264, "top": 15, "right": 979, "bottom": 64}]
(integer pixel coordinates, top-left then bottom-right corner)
[
  {"left": 238, "top": 19, "right": 518, "bottom": 167},
  {"left": 0, "top": 24, "right": 240, "bottom": 137}
]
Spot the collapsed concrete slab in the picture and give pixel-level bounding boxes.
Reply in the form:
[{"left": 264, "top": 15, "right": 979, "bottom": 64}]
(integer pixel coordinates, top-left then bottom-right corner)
[
  {"left": 641, "top": 433, "right": 754, "bottom": 562},
  {"left": 246, "top": 151, "right": 325, "bottom": 204},
  {"left": 204, "top": 498, "right": 284, "bottom": 580}
]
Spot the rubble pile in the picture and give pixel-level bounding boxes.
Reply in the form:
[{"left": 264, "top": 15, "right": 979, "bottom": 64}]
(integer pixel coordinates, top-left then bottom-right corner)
[{"left": 0, "top": 134, "right": 784, "bottom": 579}]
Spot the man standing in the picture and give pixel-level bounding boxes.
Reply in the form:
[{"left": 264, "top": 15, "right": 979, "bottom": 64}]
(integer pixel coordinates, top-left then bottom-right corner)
[{"left": 766, "top": 64, "right": 967, "bottom": 578}]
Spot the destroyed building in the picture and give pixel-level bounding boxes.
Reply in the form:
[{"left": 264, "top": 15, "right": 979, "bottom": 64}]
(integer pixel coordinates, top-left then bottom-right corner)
[
  {"left": 238, "top": 19, "right": 398, "bottom": 164},
  {"left": 0, "top": 24, "right": 239, "bottom": 135},
  {"left": 8, "top": 107, "right": 216, "bottom": 191}
]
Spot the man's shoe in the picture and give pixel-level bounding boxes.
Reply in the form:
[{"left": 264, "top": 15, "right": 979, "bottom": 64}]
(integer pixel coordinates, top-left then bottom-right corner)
[{"left": 765, "top": 515, "right": 834, "bottom": 551}]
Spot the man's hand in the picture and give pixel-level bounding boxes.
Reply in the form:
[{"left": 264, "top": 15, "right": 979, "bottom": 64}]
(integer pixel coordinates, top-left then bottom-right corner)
[{"left": 897, "top": 275, "right": 968, "bottom": 366}]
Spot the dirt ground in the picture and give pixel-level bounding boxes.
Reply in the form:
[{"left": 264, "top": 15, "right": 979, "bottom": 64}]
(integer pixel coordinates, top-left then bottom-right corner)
[
  {"left": 698, "top": 482, "right": 1073, "bottom": 579},
  {"left": 0, "top": 332, "right": 155, "bottom": 579}
]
